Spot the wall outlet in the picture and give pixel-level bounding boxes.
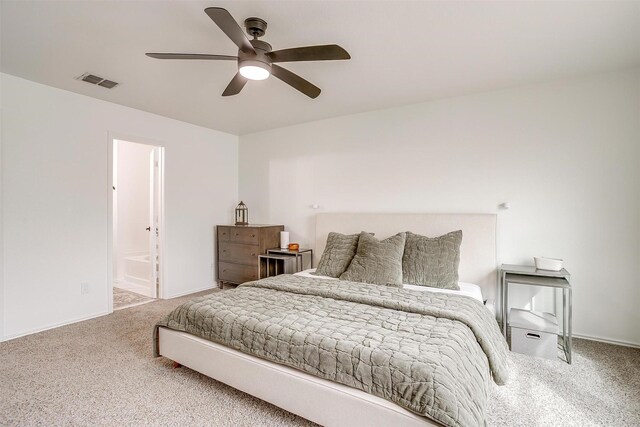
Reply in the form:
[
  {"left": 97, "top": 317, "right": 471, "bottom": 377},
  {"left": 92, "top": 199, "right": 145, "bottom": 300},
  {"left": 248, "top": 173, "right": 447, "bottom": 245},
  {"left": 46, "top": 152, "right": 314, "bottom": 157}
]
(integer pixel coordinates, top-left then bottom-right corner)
[{"left": 80, "top": 282, "right": 90, "bottom": 295}]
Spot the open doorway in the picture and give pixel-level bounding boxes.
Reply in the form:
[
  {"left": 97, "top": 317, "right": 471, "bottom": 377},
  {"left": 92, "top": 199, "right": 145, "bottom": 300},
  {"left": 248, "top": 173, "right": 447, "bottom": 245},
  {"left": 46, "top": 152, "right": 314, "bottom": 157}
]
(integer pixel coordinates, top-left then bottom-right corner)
[{"left": 109, "top": 138, "right": 165, "bottom": 311}]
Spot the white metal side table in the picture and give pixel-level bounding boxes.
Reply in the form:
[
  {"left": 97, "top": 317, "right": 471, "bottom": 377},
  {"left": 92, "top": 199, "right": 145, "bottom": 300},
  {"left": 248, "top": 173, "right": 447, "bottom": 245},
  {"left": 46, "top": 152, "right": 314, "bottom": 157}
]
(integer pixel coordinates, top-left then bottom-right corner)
[{"left": 500, "top": 264, "right": 572, "bottom": 364}]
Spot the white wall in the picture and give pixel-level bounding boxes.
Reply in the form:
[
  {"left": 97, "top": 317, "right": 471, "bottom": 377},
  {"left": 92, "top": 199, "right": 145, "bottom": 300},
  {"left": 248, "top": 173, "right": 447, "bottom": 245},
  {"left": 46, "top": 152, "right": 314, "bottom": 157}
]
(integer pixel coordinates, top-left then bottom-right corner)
[
  {"left": 240, "top": 69, "right": 640, "bottom": 347},
  {"left": 1, "top": 73, "right": 238, "bottom": 340},
  {"left": 115, "top": 140, "right": 153, "bottom": 283}
]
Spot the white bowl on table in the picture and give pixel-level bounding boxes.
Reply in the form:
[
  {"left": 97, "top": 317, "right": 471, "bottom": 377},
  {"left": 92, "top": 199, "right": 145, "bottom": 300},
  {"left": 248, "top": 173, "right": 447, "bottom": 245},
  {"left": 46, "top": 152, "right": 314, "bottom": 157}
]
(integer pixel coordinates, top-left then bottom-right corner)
[{"left": 534, "top": 257, "right": 564, "bottom": 271}]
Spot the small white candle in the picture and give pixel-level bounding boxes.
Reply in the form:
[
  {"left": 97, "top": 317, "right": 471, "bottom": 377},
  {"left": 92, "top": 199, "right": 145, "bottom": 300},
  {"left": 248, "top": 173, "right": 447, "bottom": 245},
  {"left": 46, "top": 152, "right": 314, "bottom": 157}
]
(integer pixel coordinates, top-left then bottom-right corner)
[{"left": 280, "top": 231, "right": 290, "bottom": 249}]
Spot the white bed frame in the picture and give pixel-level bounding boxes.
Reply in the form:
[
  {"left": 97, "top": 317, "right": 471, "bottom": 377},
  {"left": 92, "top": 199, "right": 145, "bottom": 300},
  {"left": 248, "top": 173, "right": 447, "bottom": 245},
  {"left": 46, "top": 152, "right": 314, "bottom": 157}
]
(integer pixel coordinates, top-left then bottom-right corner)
[{"left": 158, "top": 213, "right": 497, "bottom": 426}]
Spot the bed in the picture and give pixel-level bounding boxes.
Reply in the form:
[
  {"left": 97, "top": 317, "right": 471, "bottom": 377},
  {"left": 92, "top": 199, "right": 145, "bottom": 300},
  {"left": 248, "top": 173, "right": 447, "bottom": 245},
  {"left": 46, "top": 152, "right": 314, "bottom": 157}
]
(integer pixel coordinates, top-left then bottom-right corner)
[{"left": 155, "top": 213, "right": 507, "bottom": 427}]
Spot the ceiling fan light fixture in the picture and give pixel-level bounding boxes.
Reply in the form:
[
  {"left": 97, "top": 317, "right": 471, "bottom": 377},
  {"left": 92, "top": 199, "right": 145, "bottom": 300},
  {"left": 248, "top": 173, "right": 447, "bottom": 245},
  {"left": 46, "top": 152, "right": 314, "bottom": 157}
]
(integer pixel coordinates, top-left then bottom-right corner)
[
  {"left": 239, "top": 59, "right": 271, "bottom": 80},
  {"left": 148, "top": 7, "right": 351, "bottom": 97}
]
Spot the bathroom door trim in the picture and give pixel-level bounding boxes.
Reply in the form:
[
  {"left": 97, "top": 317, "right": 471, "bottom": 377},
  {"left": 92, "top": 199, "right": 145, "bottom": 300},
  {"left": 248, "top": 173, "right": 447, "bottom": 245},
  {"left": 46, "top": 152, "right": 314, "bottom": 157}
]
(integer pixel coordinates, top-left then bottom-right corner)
[
  {"left": 107, "top": 132, "right": 167, "bottom": 314},
  {"left": 148, "top": 146, "right": 164, "bottom": 299}
]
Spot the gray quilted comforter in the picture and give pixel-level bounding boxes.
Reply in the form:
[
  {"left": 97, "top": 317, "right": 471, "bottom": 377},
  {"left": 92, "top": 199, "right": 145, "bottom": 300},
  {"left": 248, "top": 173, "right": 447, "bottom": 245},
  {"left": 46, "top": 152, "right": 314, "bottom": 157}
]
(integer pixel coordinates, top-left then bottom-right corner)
[{"left": 154, "top": 275, "right": 509, "bottom": 427}]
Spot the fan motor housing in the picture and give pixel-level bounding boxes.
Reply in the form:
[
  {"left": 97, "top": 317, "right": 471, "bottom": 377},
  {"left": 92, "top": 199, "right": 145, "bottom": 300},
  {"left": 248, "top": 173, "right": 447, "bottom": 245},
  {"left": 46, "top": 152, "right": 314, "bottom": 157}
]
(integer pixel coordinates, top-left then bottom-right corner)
[
  {"left": 239, "top": 39, "right": 271, "bottom": 60},
  {"left": 250, "top": 39, "right": 272, "bottom": 53},
  {"left": 238, "top": 39, "right": 272, "bottom": 75}
]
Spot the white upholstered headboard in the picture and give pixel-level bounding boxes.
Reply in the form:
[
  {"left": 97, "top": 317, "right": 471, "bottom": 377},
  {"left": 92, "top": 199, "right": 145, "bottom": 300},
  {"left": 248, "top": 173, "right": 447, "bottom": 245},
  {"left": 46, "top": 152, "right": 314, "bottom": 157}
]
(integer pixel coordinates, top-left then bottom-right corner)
[{"left": 315, "top": 213, "right": 498, "bottom": 300}]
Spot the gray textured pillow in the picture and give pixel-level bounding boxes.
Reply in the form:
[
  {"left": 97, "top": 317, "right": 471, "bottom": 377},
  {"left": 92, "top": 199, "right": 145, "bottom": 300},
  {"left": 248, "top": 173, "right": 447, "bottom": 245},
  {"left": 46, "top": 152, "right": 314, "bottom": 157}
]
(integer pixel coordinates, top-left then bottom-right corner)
[
  {"left": 313, "top": 232, "right": 363, "bottom": 278},
  {"left": 402, "top": 230, "right": 462, "bottom": 290},
  {"left": 340, "top": 232, "right": 406, "bottom": 286}
]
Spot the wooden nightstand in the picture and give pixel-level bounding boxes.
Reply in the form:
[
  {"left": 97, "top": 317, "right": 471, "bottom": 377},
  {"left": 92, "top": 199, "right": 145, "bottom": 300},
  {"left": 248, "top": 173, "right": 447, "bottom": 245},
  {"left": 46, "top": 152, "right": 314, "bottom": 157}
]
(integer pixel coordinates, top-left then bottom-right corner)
[
  {"left": 500, "top": 264, "right": 572, "bottom": 363},
  {"left": 216, "top": 224, "right": 284, "bottom": 287}
]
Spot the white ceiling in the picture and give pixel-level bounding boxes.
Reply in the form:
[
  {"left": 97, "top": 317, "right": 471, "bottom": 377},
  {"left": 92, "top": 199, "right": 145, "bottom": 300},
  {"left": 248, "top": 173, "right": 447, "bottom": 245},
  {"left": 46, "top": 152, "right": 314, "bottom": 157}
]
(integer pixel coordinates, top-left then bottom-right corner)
[{"left": 2, "top": 1, "right": 639, "bottom": 135}]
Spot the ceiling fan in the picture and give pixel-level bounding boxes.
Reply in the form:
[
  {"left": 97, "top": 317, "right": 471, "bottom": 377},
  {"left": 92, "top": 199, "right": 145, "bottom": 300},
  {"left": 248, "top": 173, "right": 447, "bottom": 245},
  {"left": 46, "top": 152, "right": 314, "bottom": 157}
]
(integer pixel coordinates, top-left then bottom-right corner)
[{"left": 146, "top": 7, "right": 351, "bottom": 99}]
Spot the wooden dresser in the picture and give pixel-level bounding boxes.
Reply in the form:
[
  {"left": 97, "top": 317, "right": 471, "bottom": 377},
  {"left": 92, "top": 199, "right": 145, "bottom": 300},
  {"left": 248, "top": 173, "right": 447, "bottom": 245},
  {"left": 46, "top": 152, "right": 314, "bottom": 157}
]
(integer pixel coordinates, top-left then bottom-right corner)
[{"left": 216, "top": 224, "right": 284, "bottom": 286}]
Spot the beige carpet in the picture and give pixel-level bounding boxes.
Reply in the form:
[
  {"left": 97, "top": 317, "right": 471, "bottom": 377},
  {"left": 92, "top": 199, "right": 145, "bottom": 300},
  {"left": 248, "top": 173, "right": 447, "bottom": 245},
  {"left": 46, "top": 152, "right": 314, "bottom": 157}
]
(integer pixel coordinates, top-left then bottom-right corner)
[
  {"left": 1, "top": 290, "right": 638, "bottom": 427},
  {"left": 113, "top": 287, "right": 155, "bottom": 310}
]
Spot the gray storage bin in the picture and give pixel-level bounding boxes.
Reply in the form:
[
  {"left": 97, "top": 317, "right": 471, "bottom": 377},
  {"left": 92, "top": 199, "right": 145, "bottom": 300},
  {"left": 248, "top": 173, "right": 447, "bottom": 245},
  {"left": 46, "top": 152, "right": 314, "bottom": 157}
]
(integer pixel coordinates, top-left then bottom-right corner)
[{"left": 509, "top": 309, "right": 558, "bottom": 360}]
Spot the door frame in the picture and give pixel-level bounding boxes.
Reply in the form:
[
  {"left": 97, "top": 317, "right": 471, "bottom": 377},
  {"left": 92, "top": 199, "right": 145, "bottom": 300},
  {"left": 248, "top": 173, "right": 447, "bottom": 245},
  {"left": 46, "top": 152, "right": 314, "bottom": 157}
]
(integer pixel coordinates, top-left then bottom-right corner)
[
  {"left": 148, "top": 145, "right": 164, "bottom": 299},
  {"left": 107, "top": 132, "right": 166, "bottom": 313}
]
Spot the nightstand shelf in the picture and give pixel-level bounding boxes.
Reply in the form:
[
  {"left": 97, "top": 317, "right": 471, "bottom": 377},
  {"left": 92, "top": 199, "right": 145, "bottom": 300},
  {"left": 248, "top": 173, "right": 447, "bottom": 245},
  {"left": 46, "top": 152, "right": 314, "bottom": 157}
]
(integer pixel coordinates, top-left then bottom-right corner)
[
  {"left": 258, "top": 254, "right": 297, "bottom": 278},
  {"left": 259, "top": 248, "right": 313, "bottom": 279},
  {"left": 266, "top": 248, "right": 313, "bottom": 272},
  {"left": 500, "top": 264, "right": 573, "bottom": 364}
]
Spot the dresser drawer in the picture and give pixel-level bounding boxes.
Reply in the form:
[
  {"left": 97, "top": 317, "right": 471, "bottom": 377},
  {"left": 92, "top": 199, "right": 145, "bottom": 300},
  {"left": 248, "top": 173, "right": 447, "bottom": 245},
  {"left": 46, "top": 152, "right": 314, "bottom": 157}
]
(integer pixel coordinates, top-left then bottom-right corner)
[
  {"left": 219, "top": 242, "right": 258, "bottom": 265},
  {"left": 217, "top": 226, "right": 231, "bottom": 242},
  {"left": 229, "top": 227, "right": 259, "bottom": 245},
  {"left": 219, "top": 262, "right": 258, "bottom": 284}
]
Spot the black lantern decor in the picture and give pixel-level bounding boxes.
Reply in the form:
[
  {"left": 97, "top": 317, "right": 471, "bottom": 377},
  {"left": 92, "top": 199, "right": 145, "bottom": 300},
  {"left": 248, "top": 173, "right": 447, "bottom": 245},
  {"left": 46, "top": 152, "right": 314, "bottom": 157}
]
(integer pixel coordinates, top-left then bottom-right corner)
[{"left": 235, "top": 201, "right": 248, "bottom": 226}]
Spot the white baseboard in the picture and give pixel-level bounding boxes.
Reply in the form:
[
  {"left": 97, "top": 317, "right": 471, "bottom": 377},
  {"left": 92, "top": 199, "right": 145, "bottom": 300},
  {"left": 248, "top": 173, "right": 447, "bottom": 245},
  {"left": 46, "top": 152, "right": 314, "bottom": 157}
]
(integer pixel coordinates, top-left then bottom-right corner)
[
  {"left": 573, "top": 333, "right": 640, "bottom": 349},
  {"left": 164, "top": 284, "right": 218, "bottom": 299},
  {"left": 113, "top": 300, "right": 155, "bottom": 311},
  {"left": 1, "top": 311, "right": 110, "bottom": 342}
]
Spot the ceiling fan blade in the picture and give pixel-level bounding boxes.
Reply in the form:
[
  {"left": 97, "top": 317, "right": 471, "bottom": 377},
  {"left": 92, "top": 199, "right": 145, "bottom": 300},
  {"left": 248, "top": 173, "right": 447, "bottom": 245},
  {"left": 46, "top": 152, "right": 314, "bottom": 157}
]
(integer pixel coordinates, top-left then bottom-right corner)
[
  {"left": 204, "top": 7, "right": 256, "bottom": 54},
  {"left": 267, "top": 44, "right": 350, "bottom": 63},
  {"left": 271, "top": 64, "right": 321, "bottom": 99},
  {"left": 146, "top": 53, "right": 237, "bottom": 60},
  {"left": 222, "top": 73, "right": 248, "bottom": 96}
]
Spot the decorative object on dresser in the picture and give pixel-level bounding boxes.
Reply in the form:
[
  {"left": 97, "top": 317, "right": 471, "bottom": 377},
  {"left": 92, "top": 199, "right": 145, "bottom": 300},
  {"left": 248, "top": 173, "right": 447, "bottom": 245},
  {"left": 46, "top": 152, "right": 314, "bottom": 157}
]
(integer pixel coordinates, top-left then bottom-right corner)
[
  {"left": 500, "top": 264, "right": 572, "bottom": 363},
  {"left": 216, "top": 224, "right": 283, "bottom": 287},
  {"left": 234, "top": 201, "right": 249, "bottom": 226}
]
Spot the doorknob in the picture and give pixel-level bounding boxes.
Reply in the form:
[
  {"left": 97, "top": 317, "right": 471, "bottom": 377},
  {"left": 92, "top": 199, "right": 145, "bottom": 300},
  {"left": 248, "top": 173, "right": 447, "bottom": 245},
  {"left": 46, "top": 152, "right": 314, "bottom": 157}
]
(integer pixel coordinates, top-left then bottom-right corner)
[{"left": 146, "top": 227, "right": 151, "bottom": 231}]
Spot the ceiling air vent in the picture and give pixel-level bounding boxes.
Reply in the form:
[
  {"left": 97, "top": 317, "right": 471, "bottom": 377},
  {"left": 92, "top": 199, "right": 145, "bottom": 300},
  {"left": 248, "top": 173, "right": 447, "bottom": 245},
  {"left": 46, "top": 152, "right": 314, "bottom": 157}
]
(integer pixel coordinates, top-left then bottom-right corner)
[
  {"left": 77, "top": 73, "right": 119, "bottom": 89},
  {"left": 98, "top": 79, "right": 118, "bottom": 89}
]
